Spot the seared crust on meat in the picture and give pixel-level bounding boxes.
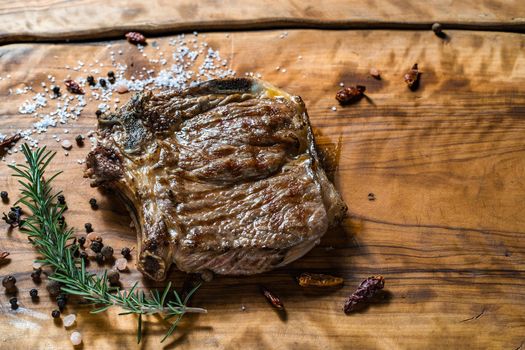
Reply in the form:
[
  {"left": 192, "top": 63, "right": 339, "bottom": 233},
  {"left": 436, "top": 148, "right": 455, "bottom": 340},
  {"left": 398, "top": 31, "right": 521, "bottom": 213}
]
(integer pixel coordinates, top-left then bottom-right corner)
[{"left": 85, "top": 78, "right": 347, "bottom": 281}]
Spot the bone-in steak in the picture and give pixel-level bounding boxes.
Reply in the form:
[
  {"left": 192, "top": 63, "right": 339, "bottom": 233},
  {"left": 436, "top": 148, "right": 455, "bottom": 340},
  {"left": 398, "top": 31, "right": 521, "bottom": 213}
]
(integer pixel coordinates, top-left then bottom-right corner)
[{"left": 85, "top": 78, "right": 347, "bottom": 281}]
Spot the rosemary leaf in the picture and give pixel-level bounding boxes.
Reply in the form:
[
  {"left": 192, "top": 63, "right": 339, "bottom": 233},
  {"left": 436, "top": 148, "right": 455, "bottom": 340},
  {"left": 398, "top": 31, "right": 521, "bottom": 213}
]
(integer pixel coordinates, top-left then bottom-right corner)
[
  {"left": 137, "top": 314, "right": 143, "bottom": 344},
  {"left": 10, "top": 144, "right": 206, "bottom": 343}
]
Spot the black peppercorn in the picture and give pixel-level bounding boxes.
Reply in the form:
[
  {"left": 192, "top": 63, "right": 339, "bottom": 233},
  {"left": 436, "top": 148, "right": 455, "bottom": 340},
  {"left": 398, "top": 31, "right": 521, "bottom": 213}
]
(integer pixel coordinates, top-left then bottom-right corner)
[
  {"left": 101, "top": 246, "right": 113, "bottom": 259},
  {"left": 29, "top": 288, "right": 38, "bottom": 298},
  {"left": 121, "top": 247, "right": 131, "bottom": 259},
  {"left": 86, "top": 75, "right": 95, "bottom": 86},
  {"left": 84, "top": 222, "right": 93, "bottom": 233},
  {"left": 1, "top": 191, "right": 8, "bottom": 202},
  {"left": 2, "top": 206, "right": 23, "bottom": 227},
  {"left": 107, "top": 71, "right": 115, "bottom": 78},
  {"left": 78, "top": 236, "right": 86, "bottom": 247},
  {"left": 91, "top": 240, "right": 103, "bottom": 253},
  {"left": 56, "top": 293, "right": 68, "bottom": 305},
  {"left": 9, "top": 297, "right": 18, "bottom": 310},
  {"left": 95, "top": 109, "right": 102, "bottom": 117},
  {"left": 99, "top": 78, "right": 107, "bottom": 88},
  {"left": 51, "top": 309, "right": 61, "bottom": 318},
  {"left": 57, "top": 298, "right": 67, "bottom": 311},
  {"left": 89, "top": 198, "right": 98, "bottom": 209},
  {"left": 57, "top": 194, "right": 66, "bottom": 205},
  {"left": 368, "top": 193, "right": 376, "bottom": 201},
  {"left": 107, "top": 270, "right": 120, "bottom": 286},
  {"left": 2, "top": 275, "right": 16, "bottom": 289},
  {"left": 52, "top": 85, "right": 61, "bottom": 96},
  {"left": 95, "top": 252, "right": 104, "bottom": 264},
  {"left": 108, "top": 76, "right": 116, "bottom": 84},
  {"left": 31, "top": 269, "right": 42, "bottom": 283},
  {"left": 75, "top": 134, "right": 84, "bottom": 146},
  {"left": 79, "top": 251, "right": 88, "bottom": 262}
]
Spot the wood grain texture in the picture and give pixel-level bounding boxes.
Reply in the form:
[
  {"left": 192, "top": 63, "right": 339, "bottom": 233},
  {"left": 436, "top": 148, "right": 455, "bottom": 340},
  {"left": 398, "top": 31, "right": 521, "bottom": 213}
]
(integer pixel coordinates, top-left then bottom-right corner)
[
  {"left": 0, "top": 0, "right": 525, "bottom": 44},
  {"left": 0, "top": 29, "right": 524, "bottom": 349}
]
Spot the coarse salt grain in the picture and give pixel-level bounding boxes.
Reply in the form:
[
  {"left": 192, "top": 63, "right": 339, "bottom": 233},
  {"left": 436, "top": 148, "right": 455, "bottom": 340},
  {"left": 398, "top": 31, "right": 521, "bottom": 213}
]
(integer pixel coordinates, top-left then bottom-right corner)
[
  {"left": 70, "top": 331, "right": 82, "bottom": 345},
  {"left": 8, "top": 33, "right": 236, "bottom": 157},
  {"left": 370, "top": 68, "right": 381, "bottom": 79},
  {"left": 61, "top": 140, "right": 72, "bottom": 150},
  {"left": 115, "top": 258, "right": 128, "bottom": 271},
  {"left": 63, "top": 314, "right": 76, "bottom": 327}
]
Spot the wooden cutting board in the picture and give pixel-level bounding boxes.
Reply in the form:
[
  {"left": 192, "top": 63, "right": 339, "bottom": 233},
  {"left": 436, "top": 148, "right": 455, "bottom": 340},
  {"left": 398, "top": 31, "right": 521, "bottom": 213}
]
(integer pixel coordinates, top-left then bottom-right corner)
[{"left": 0, "top": 27, "right": 524, "bottom": 349}]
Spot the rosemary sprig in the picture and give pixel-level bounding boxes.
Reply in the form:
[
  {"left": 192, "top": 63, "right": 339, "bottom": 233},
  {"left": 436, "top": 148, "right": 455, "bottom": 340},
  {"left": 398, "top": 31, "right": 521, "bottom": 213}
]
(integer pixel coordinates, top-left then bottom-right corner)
[{"left": 10, "top": 144, "right": 206, "bottom": 343}]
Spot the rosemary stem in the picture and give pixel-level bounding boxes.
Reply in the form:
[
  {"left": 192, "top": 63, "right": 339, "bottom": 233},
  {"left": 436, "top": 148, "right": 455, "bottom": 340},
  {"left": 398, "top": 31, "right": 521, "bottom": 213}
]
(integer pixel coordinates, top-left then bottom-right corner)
[
  {"left": 181, "top": 307, "right": 208, "bottom": 314},
  {"left": 137, "top": 306, "right": 207, "bottom": 314}
]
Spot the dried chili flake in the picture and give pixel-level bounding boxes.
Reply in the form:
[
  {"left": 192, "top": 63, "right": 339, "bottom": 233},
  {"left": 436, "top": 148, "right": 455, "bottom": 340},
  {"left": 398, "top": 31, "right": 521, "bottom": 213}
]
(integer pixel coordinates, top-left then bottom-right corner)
[
  {"left": 64, "top": 79, "right": 84, "bottom": 95},
  {"left": 335, "top": 85, "right": 366, "bottom": 105},
  {"left": 404, "top": 64, "right": 420, "bottom": 90},
  {"left": 125, "top": 32, "right": 147, "bottom": 45},
  {"left": 0, "top": 134, "right": 21, "bottom": 151},
  {"left": 0, "top": 251, "right": 9, "bottom": 262},
  {"left": 297, "top": 273, "right": 344, "bottom": 287},
  {"left": 343, "top": 275, "right": 385, "bottom": 314},
  {"left": 260, "top": 286, "right": 284, "bottom": 310}
]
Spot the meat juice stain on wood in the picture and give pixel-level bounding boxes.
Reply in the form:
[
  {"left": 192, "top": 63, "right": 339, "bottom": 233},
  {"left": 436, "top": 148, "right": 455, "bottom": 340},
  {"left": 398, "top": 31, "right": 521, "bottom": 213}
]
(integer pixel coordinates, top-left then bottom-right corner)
[{"left": 315, "top": 131, "right": 343, "bottom": 182}]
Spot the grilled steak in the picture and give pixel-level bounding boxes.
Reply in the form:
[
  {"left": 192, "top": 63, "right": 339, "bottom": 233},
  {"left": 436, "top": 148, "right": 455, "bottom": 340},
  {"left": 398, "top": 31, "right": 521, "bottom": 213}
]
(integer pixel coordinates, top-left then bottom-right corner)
[{"left": 85, "top": 78, "right": 347, "bottom": 281}]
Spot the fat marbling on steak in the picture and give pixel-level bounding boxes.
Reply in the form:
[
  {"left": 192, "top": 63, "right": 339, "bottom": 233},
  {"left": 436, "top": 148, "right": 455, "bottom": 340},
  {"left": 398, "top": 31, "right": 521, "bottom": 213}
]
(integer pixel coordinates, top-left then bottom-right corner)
[{"left": 85, "top": 78, "right": 347, "bottom": 281}]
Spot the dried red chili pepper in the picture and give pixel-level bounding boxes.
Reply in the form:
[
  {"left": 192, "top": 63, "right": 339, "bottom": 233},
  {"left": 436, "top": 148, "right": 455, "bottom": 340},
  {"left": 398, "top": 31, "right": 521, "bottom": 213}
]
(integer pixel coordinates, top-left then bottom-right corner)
[
  {"left": 343, "top": 275, "right": 385, "bottom": 314},
  {"left": 297, "top": 273, "right": 344, "bottom": 287},
  {"left": 125, "top": 32, "right": 147, "bottom": 45},
  {"left": 335, "top": 85, "right": 366, "bottom": 105},
  {"left": 260, "top": 286, "right": 284, "bottom": 310},
  {"left": 0, "top": 134, "right": 21, "bottom": 151},
  {"left": 64, "top": 79, "right": 84, "bottom": 95},
  {"left": 404, "top": 64, "right": 420, "bottom": 90}
]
